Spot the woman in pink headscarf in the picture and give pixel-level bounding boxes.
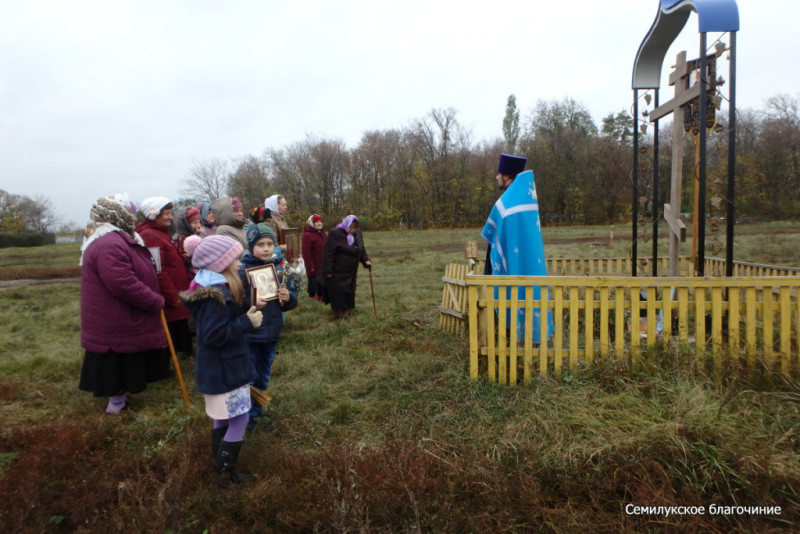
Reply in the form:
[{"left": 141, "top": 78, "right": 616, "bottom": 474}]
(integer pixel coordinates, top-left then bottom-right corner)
[{"left": 317, "top": 215, "right": 372, "bottom": 319}]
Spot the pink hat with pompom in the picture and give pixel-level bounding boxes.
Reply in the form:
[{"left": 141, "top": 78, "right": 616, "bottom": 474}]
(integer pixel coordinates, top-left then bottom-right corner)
[
  {"left": 183, "top": 235, "right": 202, "bottom": 257},
  {"left": 191, "top": 235, "right": 242, "bottom": 273}
]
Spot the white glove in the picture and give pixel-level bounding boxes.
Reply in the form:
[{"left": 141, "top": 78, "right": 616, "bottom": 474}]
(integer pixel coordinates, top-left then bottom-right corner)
[{"left": 246, "top": 306, "right": 262, "bottom": 328}]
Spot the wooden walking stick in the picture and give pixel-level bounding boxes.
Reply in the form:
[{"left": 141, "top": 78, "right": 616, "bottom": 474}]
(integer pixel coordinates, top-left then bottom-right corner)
[
  {"left": 147, "top": 246, "right": 190, "bottom": 405},
  {"left": 368, "top": 265, "right": 377, "bottom": 316},
  {"left": 160, "top": 309, "right": 191, "bottom": 405}
]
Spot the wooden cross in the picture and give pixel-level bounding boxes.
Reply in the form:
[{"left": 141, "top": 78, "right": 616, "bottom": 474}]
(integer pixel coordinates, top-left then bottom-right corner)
[{"left": 650, "top": 51, "right": 700, "bottom": 276}]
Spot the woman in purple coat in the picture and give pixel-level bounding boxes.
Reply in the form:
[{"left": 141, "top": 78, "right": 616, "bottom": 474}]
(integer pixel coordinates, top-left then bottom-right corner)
[{"left": 78, "top": 194, "right": 170, "bottom": 414}]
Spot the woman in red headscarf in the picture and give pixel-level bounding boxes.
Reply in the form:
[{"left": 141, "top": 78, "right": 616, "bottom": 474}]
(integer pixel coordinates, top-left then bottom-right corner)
[{"left": 302, "top": 214, "right": 326, "bottom": 301}]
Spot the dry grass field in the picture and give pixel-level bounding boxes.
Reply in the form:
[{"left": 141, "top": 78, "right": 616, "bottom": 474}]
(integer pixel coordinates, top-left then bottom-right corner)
[{"left": 1, "top": 223, "right": 798, "bottom": 532}]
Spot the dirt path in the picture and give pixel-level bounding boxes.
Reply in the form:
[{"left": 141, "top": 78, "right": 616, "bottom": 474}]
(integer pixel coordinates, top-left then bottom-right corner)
[{"left": 0, "top": 277, "right": 80, "bottom": 289}]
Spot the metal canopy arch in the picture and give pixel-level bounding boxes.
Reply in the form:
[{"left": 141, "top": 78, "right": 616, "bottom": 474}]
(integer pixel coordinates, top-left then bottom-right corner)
[
  {"left": 633, "top": 0, "right": 740, "bottom": 90},
  {"left": 630, "top": 0, "right": 739, "bottom": 277}
]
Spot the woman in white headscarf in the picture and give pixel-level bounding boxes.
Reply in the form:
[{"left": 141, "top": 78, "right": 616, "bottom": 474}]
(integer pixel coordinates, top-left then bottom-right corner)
[
  {"left": 263, "top": 194, "right": 289, "bottom": 240},
  {"left": 135, "top": 196, "right": 193, "bottom": 358}
]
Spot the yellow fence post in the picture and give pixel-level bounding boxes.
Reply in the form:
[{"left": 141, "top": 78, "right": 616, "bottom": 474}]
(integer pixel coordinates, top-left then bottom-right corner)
[
  {"left": 468, "top": 284, "right": 479, "bottom": 380},
  {"left": 553, "top": 285, "right": 564, "bottom": 379},
  {"left": 780, "top": 286, "right": 791, "bottom": 373},
  {"left": 599, "top": 286, "right": 609, "bottom": 356}
]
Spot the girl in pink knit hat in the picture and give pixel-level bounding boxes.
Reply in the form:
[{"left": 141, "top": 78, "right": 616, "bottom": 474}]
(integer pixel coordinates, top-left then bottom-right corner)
[{"left": 180, "top": 235, "right": 263, "bottom": 487}]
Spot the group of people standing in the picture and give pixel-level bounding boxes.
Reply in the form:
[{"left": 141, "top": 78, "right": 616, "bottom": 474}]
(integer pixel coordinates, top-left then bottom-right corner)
[
  {"left": 77, "top": 192, "right": 372, "bottom": 487},
  {"left": 75, "top": 151, "right": 539, "bottom": 489}
]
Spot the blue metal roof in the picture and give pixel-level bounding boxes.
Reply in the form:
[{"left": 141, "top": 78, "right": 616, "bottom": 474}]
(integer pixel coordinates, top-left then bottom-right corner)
[{"left": 632, "top": 0, "right": 739, "bottom": 89}]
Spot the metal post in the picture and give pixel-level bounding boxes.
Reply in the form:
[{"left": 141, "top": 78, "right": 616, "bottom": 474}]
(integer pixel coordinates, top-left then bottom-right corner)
[
  {"left": 725, "top": 32, "right": 737, "bottom": 276},
  {"left": 632, "top": 90, "right": 639, "bottom": 277},
  {"left": 652, "top": 89, "right": 660, "bottom": 276},
  {"left": 697, "top": 32, "right": 708, "bottom": 276}
]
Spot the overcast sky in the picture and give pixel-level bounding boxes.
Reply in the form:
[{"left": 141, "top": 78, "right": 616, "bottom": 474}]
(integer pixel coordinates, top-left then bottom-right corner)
[{"left": 1, "top": 0, "right": 797, "bottom": 228}]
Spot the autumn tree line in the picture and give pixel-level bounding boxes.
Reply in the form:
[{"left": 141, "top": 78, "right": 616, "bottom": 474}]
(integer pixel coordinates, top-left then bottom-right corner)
[
  {"left": 1, "top": 93, "right": 798, "bottom": 237},
  {"left": 182, "top": 93, "right": 800, "bottom": 230}
]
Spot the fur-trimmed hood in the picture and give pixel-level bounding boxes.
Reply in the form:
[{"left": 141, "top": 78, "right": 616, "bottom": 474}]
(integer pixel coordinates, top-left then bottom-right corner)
[
  {"left": 179, "top": 284, "right": 229, "bottom": 308},
  {"left": 182, "top": 282, "right": 256, "bottom": 395}
]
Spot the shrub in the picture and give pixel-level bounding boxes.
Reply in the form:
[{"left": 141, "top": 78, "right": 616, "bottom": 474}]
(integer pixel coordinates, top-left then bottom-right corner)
[{"left": 0, "top": 232, "right": 56, "bottom": 248}]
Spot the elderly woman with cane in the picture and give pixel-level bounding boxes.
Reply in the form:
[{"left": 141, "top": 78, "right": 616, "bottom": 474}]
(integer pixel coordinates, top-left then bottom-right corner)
[
  {"left": 78, "top": 194, "right": 170, "bottom": 414},
  {"left": 136, "top": 197, "right": 193, "bottom": 359},
  {"left": 317, "top": 214, "right": 372, "bottom": 320}
]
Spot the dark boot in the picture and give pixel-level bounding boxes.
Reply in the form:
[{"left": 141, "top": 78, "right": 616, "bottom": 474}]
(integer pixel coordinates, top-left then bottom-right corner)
[
  {"left": 213, "top": 440, "right": 256, "bottom": 487},
  {"left": 211, "top": 426, "right": 228, "bottom": 463}
]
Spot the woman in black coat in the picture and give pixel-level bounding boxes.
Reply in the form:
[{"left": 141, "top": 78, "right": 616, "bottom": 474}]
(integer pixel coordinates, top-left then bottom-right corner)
[{"left": 318, "top": 215, "right": 372, "bottom": 319}]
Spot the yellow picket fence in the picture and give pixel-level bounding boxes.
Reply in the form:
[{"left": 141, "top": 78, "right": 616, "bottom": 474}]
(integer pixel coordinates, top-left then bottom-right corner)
[
  {"left": 548, "top": 256, "right": 694, "bottom": 276},
  {"left": 465, "top": 275, "right": 800, "bottom": 385},
  {"left": 439, "top": 263, "right": 473, "bottom": 336},
  {"left": 440, "top": 257, "right": 692, "bottom": 337},
  {"left": 703, "top": 257, "right": 800, "bottom": 277}
]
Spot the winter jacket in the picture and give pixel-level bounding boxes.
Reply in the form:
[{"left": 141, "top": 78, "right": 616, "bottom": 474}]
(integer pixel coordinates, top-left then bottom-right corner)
[
  {"left": 317, "top": 227, "right": 369, "bottom": 294},
  {"left": 265, "top": 212, "right": 289, "bottom": 243},
  {"left": 301, "top": 224, "right": 326, "bottom": 277},
  {"left": 80, "top": 230, "right": 167, "bottom": 353},
  {"left": 180, "top": 284, "right": 256, "bottom": 395},
  {"left": 238, "top": 252, "right": 298, "bottom": 343},
  {"left": 171, "top": 207, "right": 195, "bottom": 239},
  {"left": 135, "top": 219, "right": 191, "bottom": 323},
  {"left": 211, "top": 197, "right": 247, "bottom": 252},
  {"left": 198, "top": 202, "right": 217, "bottom": 236}
]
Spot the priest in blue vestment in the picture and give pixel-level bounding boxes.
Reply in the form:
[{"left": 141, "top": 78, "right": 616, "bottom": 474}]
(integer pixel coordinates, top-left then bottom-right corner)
[{"left": 481, "top": 154, "right": 553, "bottom": 343}]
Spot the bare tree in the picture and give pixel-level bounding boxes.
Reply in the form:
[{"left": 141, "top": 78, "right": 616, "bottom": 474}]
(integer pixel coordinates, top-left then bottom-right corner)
[
  {"left": 408, "top": 107, "right": 473, "bottom": 226},
  {"left": 268, "top": 136, "right": 350, "bottom": 220},
  {"left": 227, "top": 155, "right": 271, "bottom": 212},
  {"left": 182, "top": 158, "right": 231, "bottom": 202},
  {"left": 18, "top": 194, "right": 58, "bottom": 232}
]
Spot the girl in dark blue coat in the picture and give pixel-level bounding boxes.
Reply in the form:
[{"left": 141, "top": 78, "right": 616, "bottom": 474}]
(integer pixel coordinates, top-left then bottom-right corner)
[
  {"left": 238, "top": 223, "right": 298, "bottom": 427},
  {"left": 180, "top": 235, "right": 263, "bottom": 487}
]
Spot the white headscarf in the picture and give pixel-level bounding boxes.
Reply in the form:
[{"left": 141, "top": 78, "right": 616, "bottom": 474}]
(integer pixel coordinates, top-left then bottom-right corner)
[
  {"left": 140, "top": 196, "right": 172, "bottom": 220},
  {"left": 264, "top": 194, "right": 282, "bottom": 214}
]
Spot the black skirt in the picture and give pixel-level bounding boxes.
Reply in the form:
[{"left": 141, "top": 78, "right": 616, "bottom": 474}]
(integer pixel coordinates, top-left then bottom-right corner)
[
  {"left": 167, "top": 319, "right": 193, "bottom": 354},
  {"left": 78, "top": 348, "right": 171, "bottom": 397},
  {"left": 327, "top": 288, "right": 355, "bottom": 311}
]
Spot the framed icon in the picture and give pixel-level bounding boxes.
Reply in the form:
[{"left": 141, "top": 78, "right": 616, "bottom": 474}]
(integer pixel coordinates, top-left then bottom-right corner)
[
  {"left": 280, "top": 227, "right": 300, "bottom": 264},
  {"left": 246, "top": 264, "right": 279, "bottom": 304}
]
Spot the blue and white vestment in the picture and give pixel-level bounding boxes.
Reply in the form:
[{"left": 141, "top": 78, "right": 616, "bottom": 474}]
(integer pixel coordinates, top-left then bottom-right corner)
[{"left": 481, "top": 170, "right": 553, "bottom": 342}]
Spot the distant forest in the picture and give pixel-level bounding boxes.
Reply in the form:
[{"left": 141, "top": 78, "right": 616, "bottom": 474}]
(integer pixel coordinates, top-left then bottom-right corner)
[
  {"left": 3, "top": 93, "right": 798, "bottom": 234},
  {"left": 181, "top": 93, "right": 799, "bottom": 230}
]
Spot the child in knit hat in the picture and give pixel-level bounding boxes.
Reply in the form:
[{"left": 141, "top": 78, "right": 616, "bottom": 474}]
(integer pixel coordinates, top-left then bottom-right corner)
[
  {"left": 237, "top": 223, "right": 298, "bottom": 429},
  {"left": 180, "top": 235, "right": 263, "bottom": 487}
]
